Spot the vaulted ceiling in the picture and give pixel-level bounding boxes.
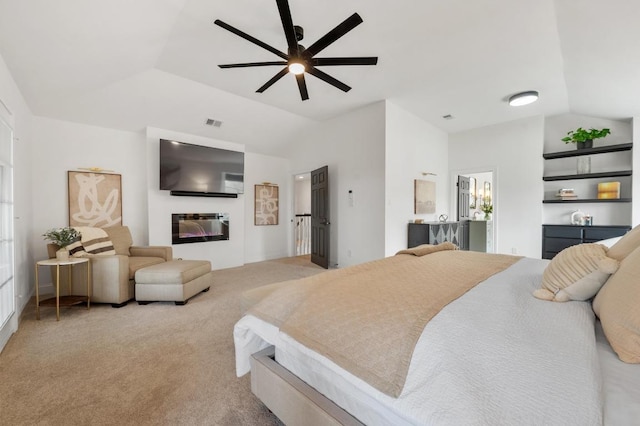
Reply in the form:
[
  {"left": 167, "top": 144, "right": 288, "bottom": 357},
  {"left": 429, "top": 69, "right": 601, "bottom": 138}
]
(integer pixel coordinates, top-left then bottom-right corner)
[{"left": 0, "top": 0, "right": 638, "bottom": 154}]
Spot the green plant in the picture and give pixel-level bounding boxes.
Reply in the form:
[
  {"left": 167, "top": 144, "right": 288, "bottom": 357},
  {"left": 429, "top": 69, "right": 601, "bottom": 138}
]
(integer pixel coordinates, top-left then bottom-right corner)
[
  {"left": 561, "top": 127, "right": 611, "bottom": 144},
  {"left": 480, "top": 197, "right": 493, "bottom": 214},
  {"left": 42, "top": 227, "right": 81, "bottom": 248}
]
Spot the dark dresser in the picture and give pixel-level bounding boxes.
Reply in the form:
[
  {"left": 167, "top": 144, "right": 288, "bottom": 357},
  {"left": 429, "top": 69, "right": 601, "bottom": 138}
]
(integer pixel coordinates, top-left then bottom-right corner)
[{"left": 541, "top": 224, "right": 630, "bottom": 259}]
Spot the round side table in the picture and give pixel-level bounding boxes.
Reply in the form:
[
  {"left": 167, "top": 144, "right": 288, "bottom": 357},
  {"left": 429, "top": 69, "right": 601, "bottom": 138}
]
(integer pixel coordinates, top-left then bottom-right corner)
[{"left": 35, "top": 257, "right": 91, "bottom": 321}]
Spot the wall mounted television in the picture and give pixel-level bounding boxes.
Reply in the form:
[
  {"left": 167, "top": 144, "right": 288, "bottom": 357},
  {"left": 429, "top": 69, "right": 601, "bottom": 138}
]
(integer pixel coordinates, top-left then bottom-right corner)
[{"left": 159, "top": 139, "right": 244, "bottom": 197}]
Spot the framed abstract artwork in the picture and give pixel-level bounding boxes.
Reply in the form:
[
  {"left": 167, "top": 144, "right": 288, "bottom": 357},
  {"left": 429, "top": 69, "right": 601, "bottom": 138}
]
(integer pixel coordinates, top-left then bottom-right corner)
[
  {"left": 255, "top": 184, "right": 279, "bottom": 226},
  {"left": 68, "top": 171, "right": 122, "bottom": 227},
  {"left": 414, "top": 179, "right": 436, "bottom": 214}
]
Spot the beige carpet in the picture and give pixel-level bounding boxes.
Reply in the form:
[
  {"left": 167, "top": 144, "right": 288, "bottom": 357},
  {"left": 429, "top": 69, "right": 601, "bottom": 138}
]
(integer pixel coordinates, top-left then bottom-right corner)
[{"left": 0, "top": 255, "right": 324, "bottom": 426}]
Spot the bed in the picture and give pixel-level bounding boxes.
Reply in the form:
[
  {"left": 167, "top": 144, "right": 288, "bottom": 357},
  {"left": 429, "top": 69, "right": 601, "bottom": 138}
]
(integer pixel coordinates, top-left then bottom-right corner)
[{"left": 234, "top": 237, "right": 640, "bottom": 425}]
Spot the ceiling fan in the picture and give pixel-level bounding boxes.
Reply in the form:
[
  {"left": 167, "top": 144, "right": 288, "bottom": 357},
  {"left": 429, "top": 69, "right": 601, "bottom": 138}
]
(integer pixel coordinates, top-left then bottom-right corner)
[{"left": 214, "top": 0, "right": 378, "bottom": 101}]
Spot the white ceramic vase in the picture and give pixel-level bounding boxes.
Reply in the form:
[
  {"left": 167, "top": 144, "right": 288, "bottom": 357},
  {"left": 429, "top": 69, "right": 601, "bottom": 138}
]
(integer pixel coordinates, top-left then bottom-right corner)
[{"left": 56, "top": 248, "right": 69, "bottom": 261}]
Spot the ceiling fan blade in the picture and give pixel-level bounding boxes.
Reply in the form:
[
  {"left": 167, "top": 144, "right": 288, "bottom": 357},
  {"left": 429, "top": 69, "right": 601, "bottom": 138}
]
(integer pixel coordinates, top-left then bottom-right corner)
[
  {"left": 256, "top": 67, "right": 289, "bottom": 93},
  {"left": 214, "top": 19, "right": 288, "bottom": 60},
  {"left": 219, "top": 61, "right": 287, "bottom": 69},
  {"left": 313, "top": 57, "right": 378, "bottom": 66},
  {"left": 296, "top": 73, "right": 309, "bottom": 101},
  {"left": 276, "top": 0, "right": 298, "bottom": 52},
  {"left": 307, "top": 67, "right": 351, "bottom": 92},
  {"left": 304, "top": 13, "right": 363, "bottom": 57}
]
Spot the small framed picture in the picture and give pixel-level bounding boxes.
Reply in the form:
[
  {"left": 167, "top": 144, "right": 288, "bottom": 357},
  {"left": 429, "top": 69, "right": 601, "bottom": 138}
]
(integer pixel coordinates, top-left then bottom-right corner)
[{"left": 414, "top": 179, "right": 436, "bottom": 214}]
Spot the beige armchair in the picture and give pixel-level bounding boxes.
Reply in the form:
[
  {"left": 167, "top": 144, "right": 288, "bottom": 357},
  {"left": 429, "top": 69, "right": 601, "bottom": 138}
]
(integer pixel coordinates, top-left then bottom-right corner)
[{"left": 47, "top": 226, "right": 172, "bottom": 307}]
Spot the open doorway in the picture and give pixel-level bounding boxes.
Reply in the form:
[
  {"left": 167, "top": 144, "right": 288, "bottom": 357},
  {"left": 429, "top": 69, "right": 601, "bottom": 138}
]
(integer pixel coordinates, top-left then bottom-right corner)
[
  {"left": 292, "top": 166, "right": 331, "bottom": 269},
  {"left": 293, "top": 173, "right": 311, "bottom": 257},
  {"left": 455, "top": 169, "right": 496, "bottom": 253}
]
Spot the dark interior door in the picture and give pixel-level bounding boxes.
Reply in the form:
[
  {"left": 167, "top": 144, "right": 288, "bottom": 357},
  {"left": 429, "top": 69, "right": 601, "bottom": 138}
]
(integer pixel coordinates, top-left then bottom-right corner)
[
  {"left": 457, "top": 175, "right": 471, "bottom": 250},
  {"left": 457, "top": 175, "right": 471, "bottom": 221},
  {"left": 311, "top": 165, "right": 330, "bottom": 269}
]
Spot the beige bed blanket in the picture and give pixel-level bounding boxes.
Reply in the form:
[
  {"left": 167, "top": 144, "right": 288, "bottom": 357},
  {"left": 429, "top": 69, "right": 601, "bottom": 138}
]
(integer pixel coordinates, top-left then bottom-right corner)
[
  {"left": 249, "top": 249, "right": 520, "bottom": 397},
  {"left": 395, "top": 241, "right": 458, "bottom": 256}
]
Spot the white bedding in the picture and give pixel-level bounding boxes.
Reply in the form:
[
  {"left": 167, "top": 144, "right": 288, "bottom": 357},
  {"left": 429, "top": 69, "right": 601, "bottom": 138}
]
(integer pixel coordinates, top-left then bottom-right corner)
[
  {"left": 234, "top": 257, "right": 634, "bottom": 425},
  {"left": 595, "top": 321, "right": 640, "bottom": 425}
]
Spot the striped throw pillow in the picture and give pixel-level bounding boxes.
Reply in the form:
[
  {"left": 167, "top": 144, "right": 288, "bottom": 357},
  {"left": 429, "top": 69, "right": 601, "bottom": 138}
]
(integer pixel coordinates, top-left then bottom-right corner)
[
  {"left": 67, "top": 239, "right": 87, "bottom": 257},
  {"left": 73, "top": 226, "right": 116, "bottom": 256}
]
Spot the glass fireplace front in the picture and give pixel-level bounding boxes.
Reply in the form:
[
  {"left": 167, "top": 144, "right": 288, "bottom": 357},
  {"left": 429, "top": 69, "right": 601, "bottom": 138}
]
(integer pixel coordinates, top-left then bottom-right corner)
[{"left": 171, "top": 213, "right": 229, "bottom": 244}]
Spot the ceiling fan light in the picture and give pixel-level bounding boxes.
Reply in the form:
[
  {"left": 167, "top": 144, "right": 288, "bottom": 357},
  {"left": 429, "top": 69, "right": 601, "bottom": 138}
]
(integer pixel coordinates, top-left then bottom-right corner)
[
  {"left": 509, "top": 91, "right": 539, "bottom": 106},
  {"left": 288, "top": 62, "right": 305, "bottom": 75}
]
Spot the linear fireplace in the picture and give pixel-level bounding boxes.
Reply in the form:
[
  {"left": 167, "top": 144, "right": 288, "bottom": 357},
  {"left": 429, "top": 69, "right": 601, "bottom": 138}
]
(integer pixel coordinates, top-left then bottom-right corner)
[{"left": 171, "top": 213, "right": 229, "bottom": 245}]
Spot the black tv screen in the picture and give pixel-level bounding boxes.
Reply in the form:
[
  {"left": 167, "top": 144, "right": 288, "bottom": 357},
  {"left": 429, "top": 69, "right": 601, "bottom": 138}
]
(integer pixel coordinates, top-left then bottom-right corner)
[{"left": 159, "top": 139, "right": 244, "bottom": 195}]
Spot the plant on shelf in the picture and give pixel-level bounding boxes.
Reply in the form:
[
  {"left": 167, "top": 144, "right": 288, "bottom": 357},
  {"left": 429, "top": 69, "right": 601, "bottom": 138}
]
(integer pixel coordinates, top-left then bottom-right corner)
[
  {"left": 42, "top": 227, "right": 81, "bottom": 260},
  {"left": 480, "top": 196, "right": 493, "bottom": 220},
  {"left": 561, "top": 127, "right": 611, "bottom": 149}
]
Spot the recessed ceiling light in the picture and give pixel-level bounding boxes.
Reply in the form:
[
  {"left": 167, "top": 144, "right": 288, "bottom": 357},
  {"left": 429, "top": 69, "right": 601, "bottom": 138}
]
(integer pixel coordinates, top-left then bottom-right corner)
[{"left": 509, "top": 91, "right": 539, "bottom": 107}]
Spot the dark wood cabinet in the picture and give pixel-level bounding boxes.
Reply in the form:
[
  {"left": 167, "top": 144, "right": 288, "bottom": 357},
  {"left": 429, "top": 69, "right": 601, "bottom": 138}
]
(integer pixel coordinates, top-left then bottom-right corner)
[
  {"left": 541, "top": 224, "right": 630, "bottom": 259},
  {"left": 408, "top": 221, "right": 469, "bottom": 250}
]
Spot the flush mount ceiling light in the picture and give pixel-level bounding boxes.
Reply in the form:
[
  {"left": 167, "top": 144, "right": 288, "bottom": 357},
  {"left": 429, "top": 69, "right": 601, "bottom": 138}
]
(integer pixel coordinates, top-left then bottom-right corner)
[
  {"left": 509, "top": 91, "right": 539, "bottom": 106},
  {"left": 288, "top": 61, "right": 305, "bottom": 75}
]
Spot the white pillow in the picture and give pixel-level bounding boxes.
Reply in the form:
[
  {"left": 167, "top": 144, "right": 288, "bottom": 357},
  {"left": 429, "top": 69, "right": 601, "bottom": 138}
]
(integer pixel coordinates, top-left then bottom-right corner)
[{"left": 597, "top": 236, "right": 622, "bottom": 248}]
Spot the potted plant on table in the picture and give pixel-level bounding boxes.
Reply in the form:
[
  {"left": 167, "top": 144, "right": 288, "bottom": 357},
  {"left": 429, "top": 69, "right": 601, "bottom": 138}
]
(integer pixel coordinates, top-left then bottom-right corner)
[
  {"left": 42, "top": 227, "right": 81, "bottom": 261},
  {"left": 561, "top": 127, "right": 611, "bottom": 150}
]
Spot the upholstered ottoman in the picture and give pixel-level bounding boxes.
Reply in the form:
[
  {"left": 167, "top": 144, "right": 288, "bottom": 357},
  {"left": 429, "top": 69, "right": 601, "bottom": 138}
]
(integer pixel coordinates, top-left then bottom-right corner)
[{"left": 135, "top": 260, "right": 213, "bottom": 305}]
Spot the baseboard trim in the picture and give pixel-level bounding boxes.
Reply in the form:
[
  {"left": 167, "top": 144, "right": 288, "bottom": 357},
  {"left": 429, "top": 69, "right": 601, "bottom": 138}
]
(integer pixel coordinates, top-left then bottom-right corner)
[{"left": 0, "top": 313, "right": 17, "bottom": 354}]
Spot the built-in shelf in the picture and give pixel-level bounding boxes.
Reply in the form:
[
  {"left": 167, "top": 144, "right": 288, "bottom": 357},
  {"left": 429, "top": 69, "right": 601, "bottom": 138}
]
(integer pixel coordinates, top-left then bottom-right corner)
[
  {"left": 543, "top": 198, "right": 632, "bottom": 204},
  {"left": 542, "top": 170, "right": 632, "bottom": 181},
  {"left": 543, "top": 142, "right": 633, "bottom": 205},
  {"left": 542, "top": 143, "right": 632, "bottom": 160}
]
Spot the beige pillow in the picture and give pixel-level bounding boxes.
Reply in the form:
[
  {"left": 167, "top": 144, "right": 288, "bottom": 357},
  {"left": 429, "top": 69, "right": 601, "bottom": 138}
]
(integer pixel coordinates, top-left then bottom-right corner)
[
  {"left": 534, "top": 243, "right": 615, "bottom": 302},
  {"left": 607, "top": 225, "right": 640, "bottom": 261},
  {"left": 593, "top": 245, "right": 640, "bottom": 363},
  {"left": 104, "top": 225, "right": 133, "bottom": 256}
]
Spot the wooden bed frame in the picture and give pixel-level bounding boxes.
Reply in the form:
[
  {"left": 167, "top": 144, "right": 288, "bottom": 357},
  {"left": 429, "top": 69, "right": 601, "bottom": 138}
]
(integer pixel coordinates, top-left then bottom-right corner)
[{"left": 250, "top": 346, "right": 364, "bottom": 426}]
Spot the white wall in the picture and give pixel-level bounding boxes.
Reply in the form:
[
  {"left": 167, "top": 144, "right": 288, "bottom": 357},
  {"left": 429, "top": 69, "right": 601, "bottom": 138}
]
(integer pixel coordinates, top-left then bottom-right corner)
[
  {"left": 146, "top": 128, "right": 291, "bottom": 269},
  {"left": 31, "top": 118, "right": 148, "bottom": 259},
  {"left": 0, "top": 51, "right": 34, "bottom": 351},
  {"left": 146, "top": 127, "right": 246, "bottom": 269},
  {"left": 244, "top": 152, "right": 292, "bottom": 264},
  {"left": 286, "top": 102, "right": 386, "bottom": 268},
  {"left": 384, "top": 102, "right": 449, "bottom": 256},
  {"left": 449, "top": 116, "right": 544, "bottom": 258}
]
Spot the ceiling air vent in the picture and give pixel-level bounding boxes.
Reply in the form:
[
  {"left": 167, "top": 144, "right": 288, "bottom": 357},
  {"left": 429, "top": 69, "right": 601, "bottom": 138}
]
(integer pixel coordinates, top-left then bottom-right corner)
[
  {"left": 205, "top": 118, "right": 223, "bottom": 127},
  {"left": 442, "top": 114, "right": 454, "bottom": 120}
]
